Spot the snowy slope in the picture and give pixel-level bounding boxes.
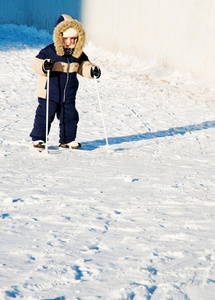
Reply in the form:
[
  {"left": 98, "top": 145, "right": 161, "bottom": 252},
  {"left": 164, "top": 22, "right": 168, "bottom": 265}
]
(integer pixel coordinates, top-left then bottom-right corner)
[{"left": 1, "top": 24, "right": 215, "bottom": 300}]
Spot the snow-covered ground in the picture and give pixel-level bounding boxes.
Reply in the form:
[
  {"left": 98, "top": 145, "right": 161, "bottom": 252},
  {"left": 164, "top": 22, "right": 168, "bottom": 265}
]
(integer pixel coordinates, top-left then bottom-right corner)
[{"left": 1, "top": 24, "right": 215, "bottom": 300}]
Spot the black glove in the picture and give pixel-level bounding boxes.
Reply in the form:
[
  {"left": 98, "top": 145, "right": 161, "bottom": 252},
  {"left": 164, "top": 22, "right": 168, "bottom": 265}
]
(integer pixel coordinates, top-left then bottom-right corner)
[
  {"left": 43, "top": 59, "right": 53, "bottom": 72},
  {"left": 91, "top": 65, "right": 101, "bottom": 79}
]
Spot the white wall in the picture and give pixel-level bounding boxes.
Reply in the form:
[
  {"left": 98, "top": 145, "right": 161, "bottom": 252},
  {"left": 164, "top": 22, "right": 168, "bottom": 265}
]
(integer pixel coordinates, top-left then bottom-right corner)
[{"left": 82, "top": 0, "right": 215, "bottom": 81}]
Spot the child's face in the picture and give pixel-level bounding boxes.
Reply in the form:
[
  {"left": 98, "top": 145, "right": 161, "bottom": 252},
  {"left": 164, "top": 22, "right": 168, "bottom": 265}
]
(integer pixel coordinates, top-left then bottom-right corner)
[{"left": 63, "top": 37, "right": 77, "bottom": 48}]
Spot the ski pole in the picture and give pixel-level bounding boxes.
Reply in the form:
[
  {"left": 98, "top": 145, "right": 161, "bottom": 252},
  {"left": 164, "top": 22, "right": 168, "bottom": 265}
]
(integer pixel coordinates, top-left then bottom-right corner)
[
  {"left": 44, "top": 68, "right": 50, "bottom": 154},
  {"left": 95, "top": 79, "right": 110, "bottom": 152}
]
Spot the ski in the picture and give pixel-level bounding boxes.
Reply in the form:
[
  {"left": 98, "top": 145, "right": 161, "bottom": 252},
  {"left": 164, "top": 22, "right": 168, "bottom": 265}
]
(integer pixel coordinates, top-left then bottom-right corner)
[{"left": 30, "top": 143, "right": 110, "bottom": 155}]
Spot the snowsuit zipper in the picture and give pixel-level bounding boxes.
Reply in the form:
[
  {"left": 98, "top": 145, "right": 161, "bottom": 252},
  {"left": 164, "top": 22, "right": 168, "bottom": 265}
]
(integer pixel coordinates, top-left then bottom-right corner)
[
  {"left": 62, "top": 57, "right": 70, "bottom": 143},
  {"left": 63, "top": 57, "right": 70, "bottom": 103}
]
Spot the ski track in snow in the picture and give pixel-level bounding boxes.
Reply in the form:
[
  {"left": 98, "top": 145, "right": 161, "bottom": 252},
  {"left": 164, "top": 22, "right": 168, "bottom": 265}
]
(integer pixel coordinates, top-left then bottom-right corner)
[{"left": 1, "top": 24, "right": 215, "bottom": 300}]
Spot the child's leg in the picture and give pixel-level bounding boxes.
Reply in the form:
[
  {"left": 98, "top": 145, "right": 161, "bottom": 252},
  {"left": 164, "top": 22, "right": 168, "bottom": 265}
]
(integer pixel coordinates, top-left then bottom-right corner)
[
  {"left": 30, "top": 98, "right": 57, "bottom": 142},
  {"left": 58, "top": 102, "right": 79, "bottom": 144}
]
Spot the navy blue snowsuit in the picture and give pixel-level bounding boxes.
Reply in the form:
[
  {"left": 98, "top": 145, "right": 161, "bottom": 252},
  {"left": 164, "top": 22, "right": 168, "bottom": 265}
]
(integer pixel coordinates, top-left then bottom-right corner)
[{"left": 30, "top": 14, "right": 94, "bottom": 144}]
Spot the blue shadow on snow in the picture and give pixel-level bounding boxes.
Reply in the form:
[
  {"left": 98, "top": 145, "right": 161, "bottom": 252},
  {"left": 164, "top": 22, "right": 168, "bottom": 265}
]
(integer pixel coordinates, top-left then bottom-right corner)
[{"left": 81, "top": 120, "right": 215, "bottom": 151}]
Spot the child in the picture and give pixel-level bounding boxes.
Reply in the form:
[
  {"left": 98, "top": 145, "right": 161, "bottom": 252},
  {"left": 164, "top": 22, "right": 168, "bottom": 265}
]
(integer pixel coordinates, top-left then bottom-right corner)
[{"left": 30, "top": 14, "right": 101, "bottom": 149}]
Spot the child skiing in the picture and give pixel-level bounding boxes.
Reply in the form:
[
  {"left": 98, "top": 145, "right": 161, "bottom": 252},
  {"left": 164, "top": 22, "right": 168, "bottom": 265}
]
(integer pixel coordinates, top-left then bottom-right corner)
[{"left": 30, "top": 14, "right": 101, "bottom": 149}]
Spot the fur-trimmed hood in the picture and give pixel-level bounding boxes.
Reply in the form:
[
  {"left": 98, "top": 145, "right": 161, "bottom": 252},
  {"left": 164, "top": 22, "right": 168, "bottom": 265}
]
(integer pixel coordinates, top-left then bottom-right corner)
[{"left": 53, "top": 14, "right": 85, "bottom": 58}]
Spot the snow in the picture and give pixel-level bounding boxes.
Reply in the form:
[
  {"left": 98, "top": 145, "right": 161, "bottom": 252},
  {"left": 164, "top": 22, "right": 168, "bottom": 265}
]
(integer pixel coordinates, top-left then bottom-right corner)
[{"left": 1, "top": 24, "right": 215, "bottom": 300}]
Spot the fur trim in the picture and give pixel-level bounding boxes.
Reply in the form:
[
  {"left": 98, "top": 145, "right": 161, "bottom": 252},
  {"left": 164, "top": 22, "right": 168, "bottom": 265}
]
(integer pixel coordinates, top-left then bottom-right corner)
[{"left": 53, "top": 18, "right": 85, "bottom": 58}]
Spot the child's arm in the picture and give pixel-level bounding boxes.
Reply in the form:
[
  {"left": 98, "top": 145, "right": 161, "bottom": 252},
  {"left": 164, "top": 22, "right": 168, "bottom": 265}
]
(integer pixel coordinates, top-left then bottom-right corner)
[
  {"left": 78, "top": 60, "right": 94, "bottom": 78},
  {"left": 33, "top": 46, "right": 53, "bottom": 76},
  {"left": 34, "top": 56, "right": 47, "bottom": 76},
  {"left": 77, "top": 52, "right": 101, "bottom": 79}
]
